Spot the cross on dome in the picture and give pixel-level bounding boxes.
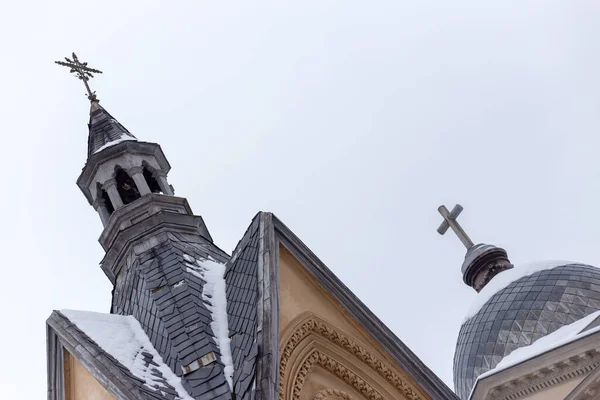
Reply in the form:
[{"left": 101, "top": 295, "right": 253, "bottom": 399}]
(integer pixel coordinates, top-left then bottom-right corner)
[{"left": 437, "top": 204, "right": 474, "bottom": 249}]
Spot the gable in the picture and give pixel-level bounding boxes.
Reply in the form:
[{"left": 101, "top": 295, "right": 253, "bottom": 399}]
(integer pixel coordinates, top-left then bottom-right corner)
[
  {"left": 253, "top": 213, "right": 457, "bottom": 400},
  {"left": 279, "top": 246, "right": 399, "bottom": 362},
  {"left": 278, "top": 245, "right": 429, "bottom": 400},
  {"left": 64, "top": 350, "right": 114, "bottom": 400},
  {"left": 46, "top": 310, "right": 192, "bottom": 400}
]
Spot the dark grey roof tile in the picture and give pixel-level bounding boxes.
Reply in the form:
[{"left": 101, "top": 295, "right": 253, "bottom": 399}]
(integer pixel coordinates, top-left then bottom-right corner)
[{"left": 86, "top": 103, "right": 137, "bottom": 158}]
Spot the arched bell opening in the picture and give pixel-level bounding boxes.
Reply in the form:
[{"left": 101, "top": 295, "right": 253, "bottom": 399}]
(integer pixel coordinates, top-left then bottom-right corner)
[
  {"left": 142, "top": 161, "right": 172, "bottom": 195},
  {"left": 142, "top": 164, "right": 163, "bottom": 194},
  {"left": 95, "top": 182, "right": 114, "bottom": 225},
  {"left": 114, "top": 167, "right": 141, "bottom": 205},
  {"left": 101, "top": 188, "right": 115, "bottom": 214}
]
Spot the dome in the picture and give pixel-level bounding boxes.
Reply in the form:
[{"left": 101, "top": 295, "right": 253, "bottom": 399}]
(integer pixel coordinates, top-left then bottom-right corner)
[{"left": 453, "top": 262, "right": 600, "bottom": 399}]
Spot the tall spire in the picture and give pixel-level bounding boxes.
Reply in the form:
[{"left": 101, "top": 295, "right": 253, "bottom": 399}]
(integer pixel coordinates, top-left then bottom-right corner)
[
  {"left": 87, "top": 102, "right": 137, "bottom": 158},
  {"left": 437, "top": 204, "right": 513, "bottom": 292},
  {"left": 58, "top": 54, "right": 232, "bottom": 398},
  {"left": 55, "top": 52, "right": 137, "bottom": 157}
]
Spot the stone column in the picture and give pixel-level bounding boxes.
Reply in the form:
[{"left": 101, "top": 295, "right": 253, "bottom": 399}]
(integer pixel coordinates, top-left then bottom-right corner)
[
  {"left": 93, "top": 197, "right": 111, "bottom": 226},
  {"left": 155, "top": 171, "right": 174, "bottom": 195},
  {"left": 128, "top": 166, "right": 151, "bottom": 196},
  {"left": 102, "top": 178, "right": 124, "bottom": 210}
]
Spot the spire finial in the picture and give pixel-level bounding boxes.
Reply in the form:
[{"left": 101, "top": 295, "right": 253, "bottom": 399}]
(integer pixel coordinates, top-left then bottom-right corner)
[
  {"left": 55, "top": 52, "right": 103, "bottom": 102},
  {"left": 437, "top": 204, "right": 474, "bottom": 249}
]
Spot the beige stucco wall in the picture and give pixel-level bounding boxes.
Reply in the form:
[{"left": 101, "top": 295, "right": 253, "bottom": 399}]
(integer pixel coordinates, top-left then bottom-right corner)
[
  {"left": 278, "top": 245, "right": 430, "bottom": 400},
  {"left": 279, "top": 246, "right": 393, "bottom": 359},
  {"left": 64, "top": 350, "right": 114, "bottom": 400},
  {"left": 522, "top": 376, "right": 584, "bottom": 400}
]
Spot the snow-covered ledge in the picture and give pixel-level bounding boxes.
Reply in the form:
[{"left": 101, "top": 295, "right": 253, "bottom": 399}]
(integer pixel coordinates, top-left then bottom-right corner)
[
  {"left": 184, "top": 255, "right": 234, "bottom": 390},
  {"left": 60, "top": 310, "right": 193, "bottom": 400},
  {"left": 469, "top": 310, "right": 600, "bottom": 400},
  {"left": 93, "top": 134, "right": 137, "bottom": 154}
]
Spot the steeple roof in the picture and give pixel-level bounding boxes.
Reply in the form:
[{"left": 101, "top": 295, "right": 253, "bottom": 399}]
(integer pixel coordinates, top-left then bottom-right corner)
[{"left": 87, "top": 101, "right": 137, "bottom": 158}]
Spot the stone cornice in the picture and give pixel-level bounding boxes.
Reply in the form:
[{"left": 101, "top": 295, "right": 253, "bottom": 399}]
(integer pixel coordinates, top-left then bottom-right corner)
[
  {"left": 483, "top": 350, "right": 600, "bottom": 400},
  {"left": 565, "top": 362, "right": 600, "bottom": 400},
  {"left": 99, "top": 194, "right": 196, "bottom": 250},
  {"left": 100, "top": 211, "right": 213, "bottom": 283}
]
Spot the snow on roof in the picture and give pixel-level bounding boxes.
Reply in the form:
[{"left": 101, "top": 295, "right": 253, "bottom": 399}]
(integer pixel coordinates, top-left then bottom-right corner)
[
  {"left": 476, "top": 310, "right": 600, "bottom": 383},
  {"left": 93, "top": 134, "right": 136, "bottom": 154},
  {"left": 60, "top": 309, "right": 193, "bottom": 400},
  {"left": 185, "top": 255, "right": 234, "bottom": 390},
  {"left": 464, "top": 260, "right": 576, "bottom": 322}
]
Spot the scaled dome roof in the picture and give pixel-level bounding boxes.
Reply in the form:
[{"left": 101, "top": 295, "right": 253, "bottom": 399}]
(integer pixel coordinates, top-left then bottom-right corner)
[{"left": 453, "top": 262, "right": 600, "bottom": 400}]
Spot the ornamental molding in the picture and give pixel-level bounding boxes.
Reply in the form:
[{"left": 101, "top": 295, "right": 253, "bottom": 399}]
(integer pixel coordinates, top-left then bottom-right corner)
[
  {"left": 280, "top": 313, "right": 425, "bottom": 400},
  {"left": 569, "top": 380, "right": 600, "bottom": 400},
  {"left": 296, "top": 350, "right": 383, "bottom": 400},
  {"left": 486, "top": 350, "right": 600, "bottom": 400},
  {"left": 311, "top": 388, "right": 356, "bottom": 400}
]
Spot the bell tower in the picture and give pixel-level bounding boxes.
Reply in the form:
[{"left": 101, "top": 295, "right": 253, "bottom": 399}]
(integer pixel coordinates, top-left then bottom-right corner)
[
  {"left": 79, "top": 101, "right": 175, "bottom": 224},
  {"left": 76, "top": 100, "right": 213, "bottom": 281},
  {"left": 57, "top": 53, "right": 236, "bottom": 398}
]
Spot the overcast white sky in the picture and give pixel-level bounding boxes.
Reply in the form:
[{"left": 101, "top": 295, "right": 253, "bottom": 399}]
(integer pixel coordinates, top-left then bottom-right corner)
[{"left": 1, "top": 1, "right": 600, "bottom": 398}]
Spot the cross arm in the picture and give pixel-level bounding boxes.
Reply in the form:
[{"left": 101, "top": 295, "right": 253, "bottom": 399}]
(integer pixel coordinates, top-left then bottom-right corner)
[
  {"left": 54, "top": 61, "right": 103, "bottom": 75},
  {"left": 437, "top": 204, "right": 463, "bottom": 234},
  {"left": 437, "top": 204, "right": 474, "bottom": 249}
]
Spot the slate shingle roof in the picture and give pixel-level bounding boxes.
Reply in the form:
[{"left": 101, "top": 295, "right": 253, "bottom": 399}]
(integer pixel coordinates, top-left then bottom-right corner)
[
  {"left": 111, "top": 232, "right": 234, "bottom": 399},
  {"left": 48, "top": 311, "right": 186, "bottom": 400},
  {"left": 87, "top": 102, "right": 137, "bottom": 157},
  {"left": 48, "top": 220, "right": 262, "bottom": 400},
  {"left": 224, "top": 215, "right": 260, "bottom": 399}
]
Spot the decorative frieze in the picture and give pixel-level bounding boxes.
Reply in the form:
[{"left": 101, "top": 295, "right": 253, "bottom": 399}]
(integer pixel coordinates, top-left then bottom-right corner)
[
  {"left": 487, "top": 351, "right": 600, "bottom": 400},
  {"left": 294, "top": 350, "right": 384, "bottom": 400},
  {"left": 311, "top": 388, "right": 356, "bottom": 400},
  {"left": 280, "top": 316, "right": 425, "bottom": 400}
]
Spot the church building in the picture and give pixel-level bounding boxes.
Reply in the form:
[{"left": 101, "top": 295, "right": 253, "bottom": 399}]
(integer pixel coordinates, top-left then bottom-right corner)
[
  {"left": 48, "top": 54, "right": 600, "bottom": 400},
  {"left": 46, "top": 54, "right": 457, "bottom": 400}
]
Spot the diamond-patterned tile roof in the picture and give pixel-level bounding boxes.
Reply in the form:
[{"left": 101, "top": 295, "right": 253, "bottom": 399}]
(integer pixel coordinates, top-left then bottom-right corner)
[{"left": 454, "top": 263, "right": 600, "bottom": 399}]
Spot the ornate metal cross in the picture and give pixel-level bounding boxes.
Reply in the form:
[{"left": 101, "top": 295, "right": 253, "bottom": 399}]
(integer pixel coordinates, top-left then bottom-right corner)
[
  {"left": 55, "top": 52, "right": 103, "bottom": 102},
  {"left": 437, "top": 204, "right": 474, "bottom": 249}
]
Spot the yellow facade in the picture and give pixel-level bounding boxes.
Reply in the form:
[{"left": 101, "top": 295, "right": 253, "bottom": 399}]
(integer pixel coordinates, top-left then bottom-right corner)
[
  {"left": 278, "top": 245, "right": 430, "bottom": 400},
  {"left": 64, "top": 350, "right": 114, "bottom": 400}
]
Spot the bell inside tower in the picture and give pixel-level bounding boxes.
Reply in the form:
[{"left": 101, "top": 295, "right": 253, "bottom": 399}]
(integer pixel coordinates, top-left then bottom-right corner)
[{"left": 115, "top": 168, "right": 140, "bottom": 205}]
